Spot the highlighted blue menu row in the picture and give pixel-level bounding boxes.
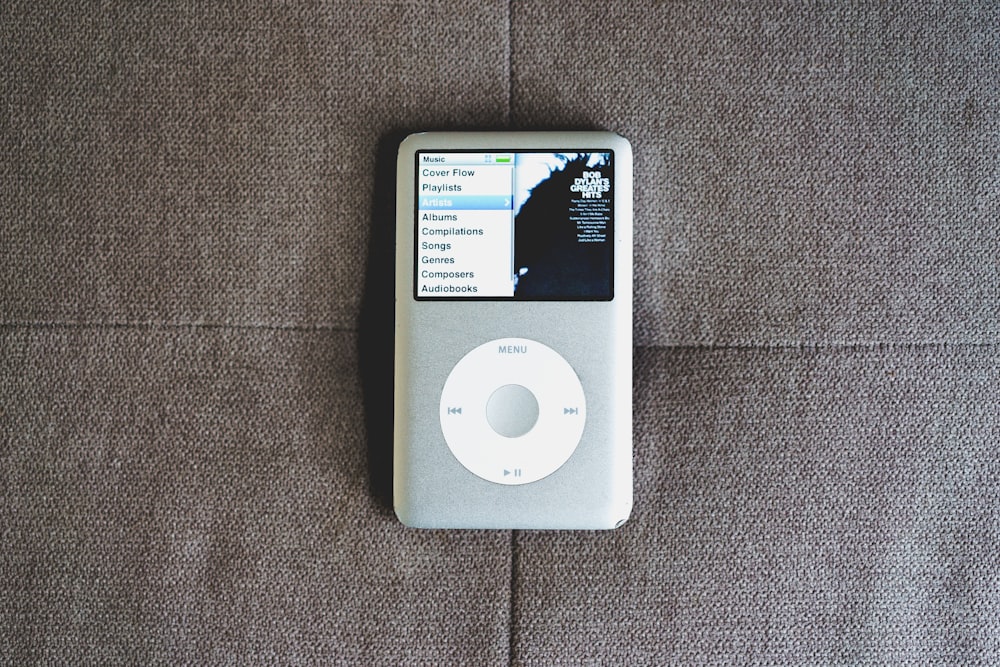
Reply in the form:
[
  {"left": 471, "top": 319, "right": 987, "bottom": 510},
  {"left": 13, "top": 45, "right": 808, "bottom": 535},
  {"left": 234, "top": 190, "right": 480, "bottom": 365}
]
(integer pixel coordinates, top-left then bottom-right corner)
[{"left": 419, "top": 195, "right": 513, "bottom": 211}]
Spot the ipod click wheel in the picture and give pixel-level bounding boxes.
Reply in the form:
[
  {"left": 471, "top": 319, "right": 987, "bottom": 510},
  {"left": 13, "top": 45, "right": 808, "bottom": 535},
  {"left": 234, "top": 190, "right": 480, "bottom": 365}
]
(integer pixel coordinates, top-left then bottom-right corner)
[{"left": 440, "top": 337, "right": 585, "bottom": 485}]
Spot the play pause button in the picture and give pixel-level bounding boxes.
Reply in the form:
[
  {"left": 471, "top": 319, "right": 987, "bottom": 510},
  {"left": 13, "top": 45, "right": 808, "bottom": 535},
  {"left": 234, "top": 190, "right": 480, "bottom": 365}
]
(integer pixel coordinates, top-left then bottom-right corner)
[{"left": 503, "top": 468, "right": 523, "bottom": 478}]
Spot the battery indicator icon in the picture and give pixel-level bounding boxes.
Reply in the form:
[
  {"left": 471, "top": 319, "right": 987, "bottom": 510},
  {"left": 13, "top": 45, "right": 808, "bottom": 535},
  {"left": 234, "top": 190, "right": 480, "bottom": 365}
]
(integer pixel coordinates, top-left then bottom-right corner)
[{"left": 495, "top": 154, "right": 512, "bottom": 163}]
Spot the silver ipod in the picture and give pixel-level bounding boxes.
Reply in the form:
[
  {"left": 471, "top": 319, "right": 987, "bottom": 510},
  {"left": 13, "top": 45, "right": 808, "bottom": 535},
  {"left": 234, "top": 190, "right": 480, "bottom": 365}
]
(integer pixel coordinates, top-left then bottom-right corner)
[{"left": 393, "top": 131, "right": 632, "bottom": 529}]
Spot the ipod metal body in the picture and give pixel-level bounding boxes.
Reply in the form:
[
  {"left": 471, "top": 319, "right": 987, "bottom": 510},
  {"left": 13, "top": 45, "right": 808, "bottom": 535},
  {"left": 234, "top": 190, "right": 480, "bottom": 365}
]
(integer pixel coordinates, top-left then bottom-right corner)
[{"left": 393, "top": 131, "right": 632, "bottom": 529}]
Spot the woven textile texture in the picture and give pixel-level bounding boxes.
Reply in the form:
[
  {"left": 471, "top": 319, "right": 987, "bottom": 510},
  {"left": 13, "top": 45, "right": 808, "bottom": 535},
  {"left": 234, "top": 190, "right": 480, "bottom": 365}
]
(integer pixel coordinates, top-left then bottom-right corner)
[{"left": 3, "top": 1, "right": 999, "bottom": 664}]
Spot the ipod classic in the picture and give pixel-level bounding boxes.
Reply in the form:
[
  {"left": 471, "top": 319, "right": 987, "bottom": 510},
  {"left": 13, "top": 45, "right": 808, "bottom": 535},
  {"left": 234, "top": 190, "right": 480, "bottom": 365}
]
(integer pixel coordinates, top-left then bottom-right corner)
[{"left": 393, "top": 131, "right": 632, "bottom": 529}]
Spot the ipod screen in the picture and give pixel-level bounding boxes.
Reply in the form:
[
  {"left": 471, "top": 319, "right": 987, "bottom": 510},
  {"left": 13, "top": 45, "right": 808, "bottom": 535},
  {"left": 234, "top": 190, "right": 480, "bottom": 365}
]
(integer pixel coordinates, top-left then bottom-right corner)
[{"left": 414, "top": 151, "right": 614, "bottom": 300}]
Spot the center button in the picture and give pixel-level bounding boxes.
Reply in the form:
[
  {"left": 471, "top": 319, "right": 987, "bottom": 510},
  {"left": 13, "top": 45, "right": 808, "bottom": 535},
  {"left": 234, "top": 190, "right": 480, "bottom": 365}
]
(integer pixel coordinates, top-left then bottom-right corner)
[{"left": 485, "top": 384, "right": 539, "bottom": 438}]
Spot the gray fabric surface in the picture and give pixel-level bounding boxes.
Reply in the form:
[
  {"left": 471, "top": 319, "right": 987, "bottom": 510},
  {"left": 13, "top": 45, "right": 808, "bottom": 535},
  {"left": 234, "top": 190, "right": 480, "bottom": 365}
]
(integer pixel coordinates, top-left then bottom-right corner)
[
  {"left": 514, "top": 1, "right": 1000, "bottom": 347},
  {"left": 1, "top": 327, "right": 511, "bottom": 664},
  {"left": 1, "top": 2, "right": 509, "bottom": 329},
  {"left": 3, "top": 1, "right": 999, "bottom": 665},
  {"left": 515, "top": 345, "right": 1000, "bottom": 664}
]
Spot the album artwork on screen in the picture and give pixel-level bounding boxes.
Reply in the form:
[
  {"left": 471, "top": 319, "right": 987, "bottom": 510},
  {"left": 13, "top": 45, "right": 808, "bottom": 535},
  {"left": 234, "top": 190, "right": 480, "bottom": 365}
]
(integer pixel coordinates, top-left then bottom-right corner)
[{"left": 414, "top": 151, "right": 614, "bottom": 301}]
